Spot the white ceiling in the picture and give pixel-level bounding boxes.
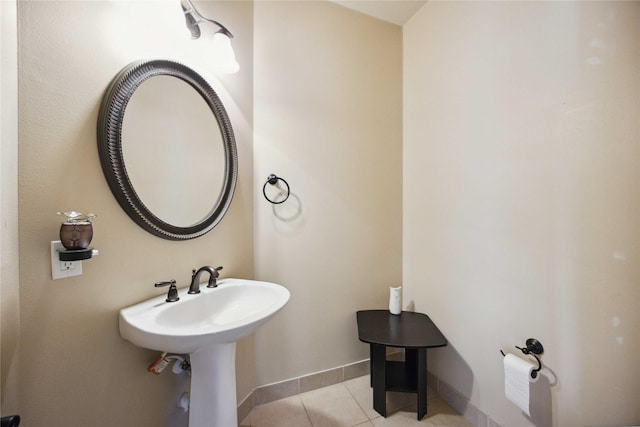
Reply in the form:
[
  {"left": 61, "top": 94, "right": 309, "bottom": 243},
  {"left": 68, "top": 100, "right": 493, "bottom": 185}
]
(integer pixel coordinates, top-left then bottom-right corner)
[{"left": 330, "top": 0, "right": 427, "bottom": 26}]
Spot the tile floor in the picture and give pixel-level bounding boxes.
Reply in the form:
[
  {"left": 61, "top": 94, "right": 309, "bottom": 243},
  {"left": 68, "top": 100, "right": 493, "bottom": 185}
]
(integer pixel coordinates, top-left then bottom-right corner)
[{"left": 241, "top": 375, "right": 473, "bottom": 427}]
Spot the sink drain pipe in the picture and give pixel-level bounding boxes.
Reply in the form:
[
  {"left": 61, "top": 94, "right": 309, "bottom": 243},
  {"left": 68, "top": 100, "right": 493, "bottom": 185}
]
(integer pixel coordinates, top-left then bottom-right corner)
[{"left": 147, "top": 352, "right": 191, "bottom": 376}]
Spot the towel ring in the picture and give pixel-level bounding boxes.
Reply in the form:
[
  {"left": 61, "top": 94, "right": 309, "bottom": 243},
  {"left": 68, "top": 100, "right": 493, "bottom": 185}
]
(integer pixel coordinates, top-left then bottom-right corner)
[{"left": 263, "top": 174, "right": 290, "bottom": 204}]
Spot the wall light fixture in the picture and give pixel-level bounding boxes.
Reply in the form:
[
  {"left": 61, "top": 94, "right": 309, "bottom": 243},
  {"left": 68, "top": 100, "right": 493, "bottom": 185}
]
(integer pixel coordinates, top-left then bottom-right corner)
[{"left": 180, "top": 0, "right": 239, "bottom": 74}]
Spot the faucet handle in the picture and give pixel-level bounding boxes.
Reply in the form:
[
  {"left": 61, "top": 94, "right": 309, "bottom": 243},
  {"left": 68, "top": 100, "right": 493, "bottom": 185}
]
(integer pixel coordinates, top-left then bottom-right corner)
[
  {"left": 206, "top": 266, "right": 224, "bottom": 288},
  {"left": 154, "top": 280, "right": 176, "bottom": 287},
  {"left": 154, "top": 280, "right": 180, "bottom": 302}
]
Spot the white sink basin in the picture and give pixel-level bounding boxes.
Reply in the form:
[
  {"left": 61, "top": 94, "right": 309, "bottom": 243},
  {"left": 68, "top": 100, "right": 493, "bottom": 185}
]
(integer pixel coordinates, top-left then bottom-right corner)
[
  {"left": 120, "top": 278, "right": 290, "bottom": 354},
  {"left": 119, "top": 278, "right": 290, "bottom": 427}
]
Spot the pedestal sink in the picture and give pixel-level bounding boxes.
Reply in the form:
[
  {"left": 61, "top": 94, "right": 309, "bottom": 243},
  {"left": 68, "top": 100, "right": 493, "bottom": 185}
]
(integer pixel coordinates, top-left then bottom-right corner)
[{"left": 119, "top": 278, "right": 290, "bottom": 427}]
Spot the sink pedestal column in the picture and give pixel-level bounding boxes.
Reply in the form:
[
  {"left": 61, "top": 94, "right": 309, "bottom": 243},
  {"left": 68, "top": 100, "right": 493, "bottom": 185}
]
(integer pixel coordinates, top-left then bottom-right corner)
[{"left": 189, "top": 342, "right": 237, "bottom": 427}]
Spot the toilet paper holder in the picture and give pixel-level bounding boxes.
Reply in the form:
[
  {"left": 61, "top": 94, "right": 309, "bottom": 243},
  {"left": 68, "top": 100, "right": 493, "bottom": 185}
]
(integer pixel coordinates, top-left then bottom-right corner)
[{"left": 500, "top": 338, "right": 544, "bottom": 378}]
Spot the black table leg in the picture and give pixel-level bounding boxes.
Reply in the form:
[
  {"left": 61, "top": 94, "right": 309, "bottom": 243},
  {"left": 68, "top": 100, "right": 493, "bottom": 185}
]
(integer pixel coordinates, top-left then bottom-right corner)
[
  {"left": 405, "top": 348, "right": 427, "bottom": 420},
  {"left": 370, "top": 343, "right": 387, "bottom": 417},
  {"left": 417, "top": 348, "right": 427, "bottom": 420},
  {"left": 369, "top": 346, "right": 373, "bottom": 387},
  {"left": 405, "top": 348, "right": 417, "bottom": 379}
]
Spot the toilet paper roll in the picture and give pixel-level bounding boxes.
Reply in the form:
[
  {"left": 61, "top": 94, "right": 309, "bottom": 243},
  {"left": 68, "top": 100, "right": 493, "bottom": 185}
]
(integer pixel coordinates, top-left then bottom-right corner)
[{"left": 504, "top": 353, "right": 538, "bottom": 415}]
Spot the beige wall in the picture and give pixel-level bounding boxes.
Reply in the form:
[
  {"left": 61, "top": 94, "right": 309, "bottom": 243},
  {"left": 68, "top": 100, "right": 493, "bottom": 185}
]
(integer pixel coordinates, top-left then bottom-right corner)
[
  {"left": 15, "top": 1, "right": 254, "bottom": 425},
  {"left": 253, "top": 1, "right": 402, "bottom": 384},
  {"left": 6, "top": 0, "right": 402, "bottom": 425},
  {"left": 404, "top": 2, "right": 640, "bottom": 427}
]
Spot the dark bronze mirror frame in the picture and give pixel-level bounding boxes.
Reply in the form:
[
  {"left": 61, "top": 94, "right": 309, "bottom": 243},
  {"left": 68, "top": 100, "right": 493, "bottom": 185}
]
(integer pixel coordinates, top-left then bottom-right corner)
[{"left": 97, "top": 59, "right": 238, "bottom": 240}]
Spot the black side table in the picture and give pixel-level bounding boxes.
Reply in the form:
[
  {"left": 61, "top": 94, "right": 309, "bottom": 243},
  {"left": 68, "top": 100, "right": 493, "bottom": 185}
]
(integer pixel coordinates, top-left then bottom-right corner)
[{"left": 356, "top": 310, "right": 447, "bottom": 420}]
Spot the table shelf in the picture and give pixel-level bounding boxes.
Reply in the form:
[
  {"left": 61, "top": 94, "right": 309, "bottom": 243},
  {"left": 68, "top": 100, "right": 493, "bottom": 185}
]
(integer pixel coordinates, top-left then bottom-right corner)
[{"left": 385, "top": 360, "right": 417, "bottom": 393}]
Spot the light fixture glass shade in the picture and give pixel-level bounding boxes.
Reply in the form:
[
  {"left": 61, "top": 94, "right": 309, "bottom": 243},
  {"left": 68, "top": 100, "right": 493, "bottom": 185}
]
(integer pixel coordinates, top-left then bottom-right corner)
[{"left": 211, "top": 32, "right": 239, "bottom": 74}]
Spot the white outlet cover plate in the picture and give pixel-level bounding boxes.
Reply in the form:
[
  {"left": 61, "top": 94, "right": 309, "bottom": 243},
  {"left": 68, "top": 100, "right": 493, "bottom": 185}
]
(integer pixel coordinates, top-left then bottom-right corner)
[{"left": 51, "top": 240, "right": 82, "bottom": 280}]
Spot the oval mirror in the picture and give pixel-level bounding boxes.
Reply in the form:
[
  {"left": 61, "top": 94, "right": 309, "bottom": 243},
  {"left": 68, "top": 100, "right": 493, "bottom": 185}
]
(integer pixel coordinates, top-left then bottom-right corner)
[{"left": 97, "top": 59, "right": 237, "bottom": 240}]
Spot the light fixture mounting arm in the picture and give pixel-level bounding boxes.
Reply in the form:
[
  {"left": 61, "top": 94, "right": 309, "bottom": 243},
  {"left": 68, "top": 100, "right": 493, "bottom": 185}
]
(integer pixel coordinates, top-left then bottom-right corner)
[{"left": 181, "top": 0, "right": 234, "bottom": 39}]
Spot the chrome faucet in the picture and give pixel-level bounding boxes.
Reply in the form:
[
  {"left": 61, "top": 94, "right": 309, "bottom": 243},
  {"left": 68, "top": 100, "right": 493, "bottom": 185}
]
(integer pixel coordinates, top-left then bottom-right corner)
[{"left": 188, "top": 266, "right": 223, "bottom": 294}]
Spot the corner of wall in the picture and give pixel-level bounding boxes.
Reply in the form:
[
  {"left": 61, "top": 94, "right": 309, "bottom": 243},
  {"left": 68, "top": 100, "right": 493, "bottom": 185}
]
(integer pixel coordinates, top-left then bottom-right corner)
[{"left": 1, "top": 0, "right": 21, "bottom": 416}]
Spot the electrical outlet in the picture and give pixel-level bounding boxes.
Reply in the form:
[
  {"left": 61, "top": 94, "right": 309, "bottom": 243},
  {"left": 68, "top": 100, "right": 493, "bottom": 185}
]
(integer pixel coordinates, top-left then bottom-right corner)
[
  {"left": 51, "top": 241, "right": 83, "bottom": 280},
  {"left": 61, "top": 260, "right": 76, "bottom": 271}
]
